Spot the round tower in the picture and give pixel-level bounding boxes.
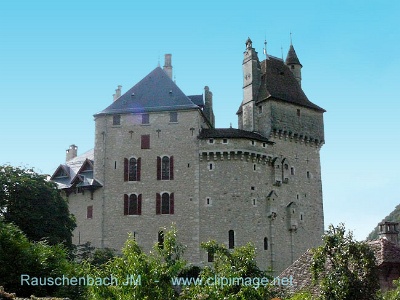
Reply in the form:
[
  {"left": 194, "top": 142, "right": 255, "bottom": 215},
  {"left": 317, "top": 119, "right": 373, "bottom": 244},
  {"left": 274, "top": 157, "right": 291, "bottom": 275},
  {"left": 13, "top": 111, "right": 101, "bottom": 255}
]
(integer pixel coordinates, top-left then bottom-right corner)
[{"left": 285, "top": 44, "right": 302, "bottom": 86}]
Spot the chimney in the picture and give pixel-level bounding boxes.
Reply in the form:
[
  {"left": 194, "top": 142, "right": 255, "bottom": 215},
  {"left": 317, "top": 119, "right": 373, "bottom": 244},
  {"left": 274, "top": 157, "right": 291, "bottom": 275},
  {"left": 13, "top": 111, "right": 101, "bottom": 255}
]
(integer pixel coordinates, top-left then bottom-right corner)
[
  {"left": 113, "top": 85, "right": 122, "bottom": 102},
  {"left": 378, "top": 221, "right": 399, "bottom": 245},
  {"left": 163, "top": 54, "right": 173, "bottom": 79},
  {"left": 66, "top": 144, "right": 78, "bottom": 162},
  {"left": 204, "top": 86, "right": 215, "bottom": 127}
]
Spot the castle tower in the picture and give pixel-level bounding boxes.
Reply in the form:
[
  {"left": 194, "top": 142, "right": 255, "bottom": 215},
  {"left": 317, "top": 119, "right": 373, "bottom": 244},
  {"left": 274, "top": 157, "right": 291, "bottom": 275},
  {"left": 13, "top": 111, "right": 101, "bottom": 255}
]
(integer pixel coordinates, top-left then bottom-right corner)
[
  {"left": 285, "top": 44, "right": 302, "bottom": 86},
  {"left": 240, "top": 38, "right": 261, "bottom": 131},
  {"left": 379, "top": 221, "right": 399, "bottom": 245}
]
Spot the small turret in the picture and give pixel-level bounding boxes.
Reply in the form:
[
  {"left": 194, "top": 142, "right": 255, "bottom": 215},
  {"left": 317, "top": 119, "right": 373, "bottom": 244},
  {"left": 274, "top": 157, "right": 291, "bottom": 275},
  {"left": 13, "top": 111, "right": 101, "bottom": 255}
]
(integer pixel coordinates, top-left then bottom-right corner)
[
  {"left": 285, "top": 44, "right": 302, "bottom": 86},
  {"left": 66, "top": 144, "right": 78, "bottom": 162},
  {"left": 379, "top": 221, "right": 399, "bottom": 245}
]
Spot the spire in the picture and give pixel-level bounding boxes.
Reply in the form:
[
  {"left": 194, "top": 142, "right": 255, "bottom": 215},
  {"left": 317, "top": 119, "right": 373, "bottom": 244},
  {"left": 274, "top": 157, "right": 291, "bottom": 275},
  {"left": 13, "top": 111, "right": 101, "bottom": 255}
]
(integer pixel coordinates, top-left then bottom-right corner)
[{"left": 285, "top": 44, "right": 302, "bottom": 66}]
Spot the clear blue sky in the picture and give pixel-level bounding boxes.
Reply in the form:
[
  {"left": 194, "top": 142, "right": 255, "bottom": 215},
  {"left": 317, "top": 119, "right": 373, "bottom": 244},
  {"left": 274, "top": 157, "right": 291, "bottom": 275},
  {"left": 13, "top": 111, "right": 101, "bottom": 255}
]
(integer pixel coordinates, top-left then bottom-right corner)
[{"left": 1, "top": 0, "right": 399, "bottom": 241}]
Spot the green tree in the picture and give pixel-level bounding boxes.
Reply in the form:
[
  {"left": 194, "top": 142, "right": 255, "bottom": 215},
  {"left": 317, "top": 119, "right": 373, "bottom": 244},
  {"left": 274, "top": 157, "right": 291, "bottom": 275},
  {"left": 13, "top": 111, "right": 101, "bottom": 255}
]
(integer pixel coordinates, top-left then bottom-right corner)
[
  {"left": 0, "top": 165, "right": 76, "bottom": 249},
  {"left": 85, "top": 226, "right": 186, "bottom": 299},
  {"left": 0, "top": 221, "right": 83, "bottom": 298},
  {"left": 382, "top": 279, "right": 400, "bottom": 300},
  {"left": 311, "top": 223, "right": 380, "bottom": 300},
  {"left": 180, "top": 241, "right": 276, "bottom": 300}
]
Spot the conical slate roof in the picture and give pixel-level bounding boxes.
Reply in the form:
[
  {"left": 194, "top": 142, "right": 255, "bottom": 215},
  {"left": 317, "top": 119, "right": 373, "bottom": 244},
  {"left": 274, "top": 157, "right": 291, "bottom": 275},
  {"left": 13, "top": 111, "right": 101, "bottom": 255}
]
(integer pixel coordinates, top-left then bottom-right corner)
[
  {"left": 285, "top": 44, "right": 302, "bottom": 66},
  {"left": 95, "top": 67, "right": 198, "bottom": 116}
]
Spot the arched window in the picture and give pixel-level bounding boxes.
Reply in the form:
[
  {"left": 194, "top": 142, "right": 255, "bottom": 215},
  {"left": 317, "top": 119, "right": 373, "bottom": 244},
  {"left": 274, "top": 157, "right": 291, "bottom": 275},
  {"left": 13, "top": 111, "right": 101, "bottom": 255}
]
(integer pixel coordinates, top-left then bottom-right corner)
[
  {"left": 157, "top": 156, "right": 174, "bottom": 180},
  {"left": 228, "top": 230, "right": 235, "bottom": 249},
  {"left": 124, "top": 194, "right": 142, "bottom": 215},
  {"left": 162, "top": 156, "right": 170, "bottom": 180},
  {"left": 158, "top": 231, "right": 164, "bottom": 249},
  {"left": 124, "top": 157, "right": 141, "bottom": 181},
  {"left": 156, "top": 192, "right": 174, "bottom": 215},
  {"left": 264, "top": 237, "right": 268, "bottom": 250}
]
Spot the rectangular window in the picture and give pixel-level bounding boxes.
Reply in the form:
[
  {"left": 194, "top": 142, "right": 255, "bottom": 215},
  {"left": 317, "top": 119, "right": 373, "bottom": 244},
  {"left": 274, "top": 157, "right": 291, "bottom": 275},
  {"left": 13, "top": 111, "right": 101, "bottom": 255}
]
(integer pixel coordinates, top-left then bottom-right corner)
[
  {"left": 141, "top": 135, "right": 150, "bottom": 149},
  {"left": 209, "top": 138, "right": 214, "bottom": 144},
  {"left": 222, "top": 138, "right": 228, "bottom": 144},
  {"left": 307, "top": 171, "right": 310, "bottom": 179},
  {"left": 208, "top": 251, "right": 214, "bottom": 262},
  {"left": 87, "top": 206, "right": 93, "bottom": 219},
  {"left": 169, "top": 112, "right": 178, "bottom": 122},
  {"left": 297, "top": 109, "right": 301, "bottom": 116},
  {"left": 291, "top": 167, "right": 295, "bottom": 175},
  {"left": 142, "top": 114, "right": 149, "bottom": 124},
  {"left": 113, "top": 115, "right": 121, "bottom": 125}
]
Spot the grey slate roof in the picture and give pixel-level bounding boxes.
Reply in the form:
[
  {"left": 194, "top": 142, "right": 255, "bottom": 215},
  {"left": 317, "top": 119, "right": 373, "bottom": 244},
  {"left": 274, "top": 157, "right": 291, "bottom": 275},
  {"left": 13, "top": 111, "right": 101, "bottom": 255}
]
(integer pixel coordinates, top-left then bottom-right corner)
[
  {"left": 95, "top": 67, "right": 198, "bottom": 116},
  {"left": 285, "top": 44, "right": 302, "bottom": 66},
  {"left": 51, "top": 149, "right": 101, "bottom": 190},
  {"left": 258, "top": 56, "right": 324, "bottom": 112},
  {"left": 237, "top": 55, "right": 325, "bottom": 114},
  {"left": 198, "top": 128, "right": 272, "bottom": 143},
  {"left": 188, "top": 94, "right": 204, "bottom": 107}
]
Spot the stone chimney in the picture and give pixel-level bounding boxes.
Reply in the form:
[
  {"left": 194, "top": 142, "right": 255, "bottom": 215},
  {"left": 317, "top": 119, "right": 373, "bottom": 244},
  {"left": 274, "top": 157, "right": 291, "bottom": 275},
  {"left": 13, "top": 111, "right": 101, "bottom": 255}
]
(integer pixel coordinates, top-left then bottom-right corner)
[
  {"left": 379, "top": 221, "right": 399, "bottom": 245},
  {"left": 113, "top": 85, "right": 122, "bottom": 102},
  {"left": 163, "top": 54, "right": 173, "bottom": 79},
  {"left": 204, "top": 86, "right": 215, "bottom": 127},
  {"left": 66, "top": 144, "right": 78, "bottom": 162}
]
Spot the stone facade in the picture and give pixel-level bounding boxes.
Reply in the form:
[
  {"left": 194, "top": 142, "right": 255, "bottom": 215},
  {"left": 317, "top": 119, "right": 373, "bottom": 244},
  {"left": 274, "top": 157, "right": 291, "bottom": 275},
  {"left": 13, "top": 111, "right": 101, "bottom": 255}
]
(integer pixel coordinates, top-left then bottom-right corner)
[{"left": 51, "top": 39, "right": 325, "bottom": 275}]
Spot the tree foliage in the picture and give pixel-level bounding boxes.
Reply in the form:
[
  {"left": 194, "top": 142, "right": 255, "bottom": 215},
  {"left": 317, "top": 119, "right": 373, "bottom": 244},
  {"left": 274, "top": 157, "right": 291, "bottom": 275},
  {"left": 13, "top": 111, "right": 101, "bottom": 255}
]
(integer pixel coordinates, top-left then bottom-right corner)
[
  {"left": 311, "top": 223, "right": 380, "bottom": 300},
  {"left": 0, "top": 221, "right": 83, "bottom": 298},
  {"left": 180, "top": 241, "right": 276, "bottom": 300},
  {"left": 0, "top": 165, "right": 76, "bottom": 249}
]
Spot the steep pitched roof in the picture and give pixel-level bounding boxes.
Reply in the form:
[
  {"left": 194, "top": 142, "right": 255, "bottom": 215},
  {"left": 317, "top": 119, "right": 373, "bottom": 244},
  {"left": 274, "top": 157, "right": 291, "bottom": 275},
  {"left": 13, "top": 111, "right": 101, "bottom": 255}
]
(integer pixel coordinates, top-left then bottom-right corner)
[
  {"left": 368, "top": 238, "right": 400, "bottom": 266},
  {"left": 188, "top": 94, "right": 204, "bottom": 107},
  {"left": 285, "top": 44, "right": 302, "bottom": 66},
  {"left": 95, "top": 67, "right": 198, "bottom": 116},
  {"left": 198, "top": 128, "right": 272, "bottom": 143},
  {"left": 257, "top": 57, "right": 325, "bottom": 111}
]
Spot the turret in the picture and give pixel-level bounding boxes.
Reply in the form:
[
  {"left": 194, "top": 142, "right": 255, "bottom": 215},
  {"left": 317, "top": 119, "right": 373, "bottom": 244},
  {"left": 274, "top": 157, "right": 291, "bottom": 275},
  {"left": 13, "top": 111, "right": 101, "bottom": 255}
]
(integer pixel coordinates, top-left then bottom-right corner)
[
  {"left": 285, "top": 44, "right": 302, "bottom": 86},
  {"left": 379, "top": 221, "right": 399, "bottom": 245},
  {"left": 241, "top": 37, "right": 261, "bottom": 131}
]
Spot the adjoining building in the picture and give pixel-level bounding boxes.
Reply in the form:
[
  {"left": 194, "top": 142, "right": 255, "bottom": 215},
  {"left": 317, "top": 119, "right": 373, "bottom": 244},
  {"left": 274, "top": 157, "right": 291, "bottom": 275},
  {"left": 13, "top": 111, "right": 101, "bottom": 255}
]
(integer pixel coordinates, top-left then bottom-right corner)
[{"left": 51, "top": 38, "right": 326, "bottom": 274}]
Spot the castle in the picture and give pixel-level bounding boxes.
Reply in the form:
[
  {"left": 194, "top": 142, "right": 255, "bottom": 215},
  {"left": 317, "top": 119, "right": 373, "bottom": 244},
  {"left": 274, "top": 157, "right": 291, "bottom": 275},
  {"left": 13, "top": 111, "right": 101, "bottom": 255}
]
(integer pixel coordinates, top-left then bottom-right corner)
[{"left": 51, "top": 38, "right": 325, "bottom": 274}]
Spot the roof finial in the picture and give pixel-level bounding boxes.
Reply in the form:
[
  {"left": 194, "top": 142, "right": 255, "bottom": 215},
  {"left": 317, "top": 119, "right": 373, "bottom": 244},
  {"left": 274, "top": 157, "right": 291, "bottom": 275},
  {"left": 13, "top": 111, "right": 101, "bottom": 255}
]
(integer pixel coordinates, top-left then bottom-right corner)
[
  {"left": 281, "top": 46, "right": 284, "bottom": 60},
  {"left": 263, "top": 38, "right": 269, "bottom": 60},
  {"left": 290, "top": 31, "right": 293, "bottom": 45}
]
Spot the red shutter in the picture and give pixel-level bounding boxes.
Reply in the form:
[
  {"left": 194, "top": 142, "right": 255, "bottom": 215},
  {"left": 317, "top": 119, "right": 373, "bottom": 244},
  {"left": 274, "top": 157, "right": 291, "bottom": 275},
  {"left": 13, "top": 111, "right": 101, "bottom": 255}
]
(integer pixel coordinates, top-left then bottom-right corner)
[
  {"left": 137, "top": 157, "right": 141, "bottom": 181},
  {"left": 157, "top": 156, "right": 161, "bottom": 180},
  {"left": 170, "top": 192, "right": 174, "bottom": 214},
  {"left": 87, "top": 206, "right": 93, "bottom": 219},
  {"left": 138, "top": 194, "right": 142, "bottom": 215},
  {"left": 124, "top": 158, "right": 128, "bottom": 181},
  {"left": 141, "top": 135, "right": 150, "bottom": 149},
  {"left": 170, "top": 156, "right": 174, "bottom": 180},
  {"left": 124, "top": 194, "right": 128, "bottom": 215},
  {"left": 156, "top": 193, "right": 161, "bottom": 215}
]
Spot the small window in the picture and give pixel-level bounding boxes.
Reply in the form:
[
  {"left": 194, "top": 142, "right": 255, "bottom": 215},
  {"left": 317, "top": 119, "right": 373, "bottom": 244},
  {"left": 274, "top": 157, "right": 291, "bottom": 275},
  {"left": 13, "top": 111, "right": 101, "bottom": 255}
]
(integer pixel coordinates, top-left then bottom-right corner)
[
  {"left": 251, "top": 140, "right": 255, "bottom": 146},
  {"left": 209, "top": 163, "right": 214, "bottom": 171},
  {"left": 158, "top": 231, "right": 164, "bottom": 249},
  {"left": 291, "top": 65, "right": 295, "bottom": 69},
  {"left": 264, "top": 237, "right": 268, "bottom": 250},
  {"left": 300, "top": 213, "right": 304, "bottom": 221},
  {"left": 228, "top": 230, "right": 235, "bottom": 249},
  {"left": 208, "top": 251, "right": 214, "bottom": 262},
  {"left": 291, "top": 167, "right": 295, "bottom": 175},
  {"left": 297, "top": 109, "right": 300, "bottom": 116},
  {"left": 262, "top": 142, "right": 266, "bottom": 148},
  {"left": 142, "top": 114, "right": 150, "bottom": 124},
  {"left": 252, "top": 198, "right": 256, "bottom": 206},
  {"left": 169, "top": 112, "right": 178, "bottom": 123},
  {"left": 114, "top": 161, "right": 117, "bottom": 169},
  {"left": 296, "top": 194, "right": 299, "bottom": 200},
  {"left": 222, "top": 138, "right": 228, "bottom": 144},
  {"left": 209, "top": 138, "right": 214, "bottom": 144},
  {"left": 258, "top": 106, "right": 263, "bottom": 113},
  {"left": 87, "top": 206, "right": 93, "bottom": 219},
  {"left": 141, "top": 135, "right": 150, "bottom": 149},
  {"left": 253, "top": 164, "right": 257, "bottom": 171},
  {"left": 251, "top": 186, "right": 255, "bottom": 190},
  {"left": 113, "top": 115, "right": 121, "bottom": 125},
  {"left": 307, "top": 171, "right": 311, "bottom": 179},
  {"left": 206, "top": 197, "right": 211, "bottom": 206}
]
